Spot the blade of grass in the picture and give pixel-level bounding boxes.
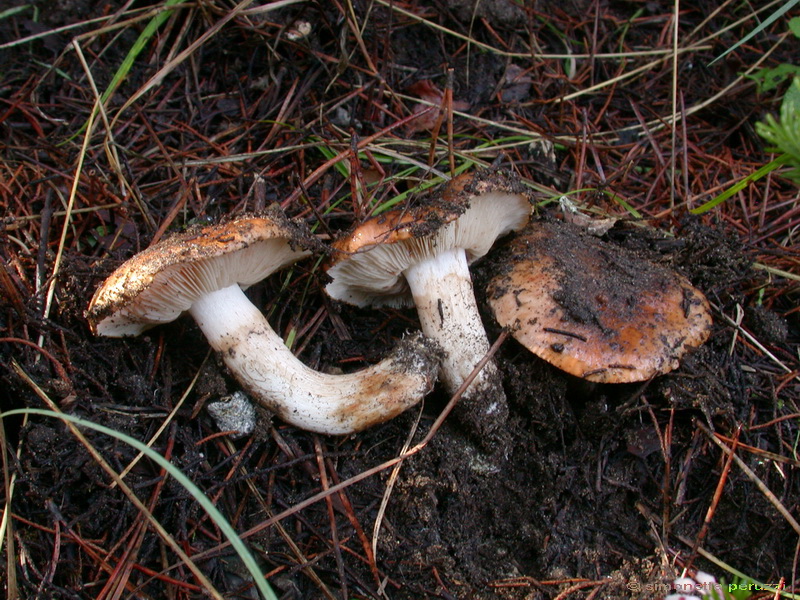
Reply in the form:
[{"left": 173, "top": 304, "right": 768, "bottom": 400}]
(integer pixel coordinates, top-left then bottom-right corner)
[
  {"left": 708, "top": 0, "right": 800, "bottom": 66},
  {"left": 7, "top": 361, "right": 229, "bottom": 599},
  {"left": 0, "top": 410, "right": 19, "bottom": 599},
  {"left": 690, "top": 155, "right": 791, "bottom": 214},
  {"left": 0, "top": 5, "right": 156, "bottom": 51},
  {"left": 66, "top": 0, "right": 185, "bottom": 143},
  {"left": 669, "top": 0, "right": 679, "bottom": 209},
  {"left": 111, "top": 0, "right": 306, "bottom": 126},
  {"left": 101, "top": 0, "right": 184, "bottom": 105},
  {"left": 39, "top": 82, "right": 99, "bottom": 351},
  {"left": 2, "top": 407, "right": 278, "bottom": 600},
  {"left": 676, "top": 530, "right": 800, "bottom": 600},
  {"left": 0, "top": 5, "right": 31, "bottom": 20}
]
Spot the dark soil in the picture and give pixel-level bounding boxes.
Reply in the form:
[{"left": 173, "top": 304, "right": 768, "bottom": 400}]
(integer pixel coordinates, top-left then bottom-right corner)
[{"left": 1, "top": 1, "right": 799, "bottom": 599}]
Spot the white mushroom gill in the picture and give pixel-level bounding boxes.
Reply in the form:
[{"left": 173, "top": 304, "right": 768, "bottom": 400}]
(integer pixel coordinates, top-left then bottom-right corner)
[
  {"left": 188, "top": 284, "right": 440, "bottom": 434},
  {"left": 325, "top": 184, "right": 532, "bottom": 446},
  {"left": 89, "top": 237, "right": 309, "bottom": 337}
]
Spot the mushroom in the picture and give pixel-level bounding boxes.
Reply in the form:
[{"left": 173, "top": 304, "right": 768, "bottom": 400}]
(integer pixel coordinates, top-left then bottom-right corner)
[
  {"left": 86, "top": 210, "right": 441, "bottom": 434},
  {"left": 486, "top": 218, "right": 712, "bottom": 383},
  {"left": 324, "top": 169, "right": 532, "bottom": 441}
]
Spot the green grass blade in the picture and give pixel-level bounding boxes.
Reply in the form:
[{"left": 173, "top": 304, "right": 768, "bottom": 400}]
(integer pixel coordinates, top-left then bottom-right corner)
[
  {"left": 709, "top": 0, "right": 800, "bottom": 66},
  {"left": 690, "top": 155, "right": 791, "bottom": 214},
  {"left": 101, "top": 0, "right": 184, "bottom": 104},
  {"left": 0, "top": 5, "right": 32, "bottom": 20},
  {"left": 1, "top": 408, "right": 278, "bottom": 600}
]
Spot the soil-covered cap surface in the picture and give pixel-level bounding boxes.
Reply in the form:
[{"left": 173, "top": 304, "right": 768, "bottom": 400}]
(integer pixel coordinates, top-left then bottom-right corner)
[{"left": 487, "top": 219, "right": 712, "bottom": 383}]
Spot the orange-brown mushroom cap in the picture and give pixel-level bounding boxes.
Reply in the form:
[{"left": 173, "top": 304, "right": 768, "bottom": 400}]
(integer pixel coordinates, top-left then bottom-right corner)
[
  {"left": 487, "top": 219, "right": 712, "bottom": 383},
  {"left": 325, "top": 169, "right": 532, "bottom": 307},
  {"left": 87, "top": 209, "right": 314, "bottom": 337}
]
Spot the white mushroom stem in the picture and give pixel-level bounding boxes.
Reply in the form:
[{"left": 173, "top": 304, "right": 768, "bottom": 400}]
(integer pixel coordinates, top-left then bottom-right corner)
[
  {"left": 403, "top": 248, "right": 504, "bottom": 414},
  {"left": 188, "top": 284, "right": 439, "bottom": 435}
]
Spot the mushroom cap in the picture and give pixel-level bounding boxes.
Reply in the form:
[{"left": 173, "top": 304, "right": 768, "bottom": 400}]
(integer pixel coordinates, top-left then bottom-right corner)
[
  {"left": 87, "top": 210, "right": 313, "bottom": 337},
  {"left": 487, "top": 219, "right": 712, "bottom": 383},
  {"left": 325, "top": 169, "right": 532, "bottom": 307}
]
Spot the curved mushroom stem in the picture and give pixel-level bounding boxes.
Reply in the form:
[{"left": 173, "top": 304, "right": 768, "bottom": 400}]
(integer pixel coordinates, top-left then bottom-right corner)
[
  {"left": 403, "top": 248, "right": 508, "bottom": 443},
  {"left": 189, "top": 284, "right": 440, "bottom": 435}
]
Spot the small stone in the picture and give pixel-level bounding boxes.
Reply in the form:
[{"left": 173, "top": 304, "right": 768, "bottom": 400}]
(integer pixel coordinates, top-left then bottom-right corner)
[{"left": 207, "top": 391, "right": 257, "bottom": 438}]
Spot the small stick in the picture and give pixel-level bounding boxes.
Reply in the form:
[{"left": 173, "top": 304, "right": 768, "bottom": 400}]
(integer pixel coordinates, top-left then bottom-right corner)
[
  {"left": 445, "top": 68, "right": 456, "bottom": 176},
  {"left": 696, "top": 420, "right": 800, "bottom": 537},
  {"left": 685, "top": 425, "right": 741, "bottom": 572}
]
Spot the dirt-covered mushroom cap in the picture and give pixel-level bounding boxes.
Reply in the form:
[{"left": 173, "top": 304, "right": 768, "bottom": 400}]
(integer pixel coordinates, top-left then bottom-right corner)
[
  {"left": 86, "top": 210, "right": 441, "bottom": 435},
  {"left": 325, "top": 169, "right": 531, "bottom": 307},
  {"left": 487, "top": 219, "right": 712, "bottom": 383},
  {"left": 325, "top": 169, "right": 532, "bottom": 445},
  {"left": 87, "top": 209, "right": 313, "bottom": 337}
]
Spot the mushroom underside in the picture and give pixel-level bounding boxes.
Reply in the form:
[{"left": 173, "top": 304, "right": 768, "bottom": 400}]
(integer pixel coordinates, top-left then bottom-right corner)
[
  {"left": 89, "top": 237, "right": 309, "bottom": 336},
  {"left": 324, "top": 191, "right": 532, "bottom": 308}
]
